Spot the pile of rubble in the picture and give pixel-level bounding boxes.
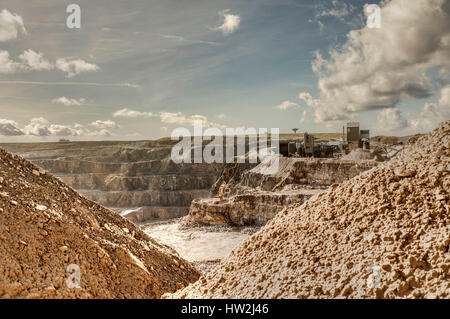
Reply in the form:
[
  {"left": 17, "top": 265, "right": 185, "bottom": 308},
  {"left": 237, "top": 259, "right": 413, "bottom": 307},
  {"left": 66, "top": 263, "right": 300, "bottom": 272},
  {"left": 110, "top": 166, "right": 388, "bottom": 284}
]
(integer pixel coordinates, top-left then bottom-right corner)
[
  {"left": 0, "top": 147, "right": 199, "bottom": 298},
  {"left": 341, "top": 148, "right": 385, "bottom": 162},
  {"left": 170, "top": 121, "right": 449, "bottom": 298}
]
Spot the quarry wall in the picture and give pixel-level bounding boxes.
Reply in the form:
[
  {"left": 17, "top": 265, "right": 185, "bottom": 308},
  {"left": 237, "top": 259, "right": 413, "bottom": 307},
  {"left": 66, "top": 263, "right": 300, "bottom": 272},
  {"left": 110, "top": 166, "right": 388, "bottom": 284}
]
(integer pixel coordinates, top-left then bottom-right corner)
[
  {"left": 1, "top": 142, "right": 221, "bottom": 220},
  {"left": 2, "top": 142, "right": 379, "bottom": 225},
  {"left": 186, "top": 158, "right": 380, "bottom": 226}
]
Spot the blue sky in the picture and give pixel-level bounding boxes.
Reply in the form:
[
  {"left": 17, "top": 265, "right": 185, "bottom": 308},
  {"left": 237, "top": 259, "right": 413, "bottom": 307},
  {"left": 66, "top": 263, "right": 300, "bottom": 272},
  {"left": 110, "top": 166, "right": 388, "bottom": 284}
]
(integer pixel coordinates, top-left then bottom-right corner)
[{"left": 0, "top": 0, "right": 449, "bottom": 141}]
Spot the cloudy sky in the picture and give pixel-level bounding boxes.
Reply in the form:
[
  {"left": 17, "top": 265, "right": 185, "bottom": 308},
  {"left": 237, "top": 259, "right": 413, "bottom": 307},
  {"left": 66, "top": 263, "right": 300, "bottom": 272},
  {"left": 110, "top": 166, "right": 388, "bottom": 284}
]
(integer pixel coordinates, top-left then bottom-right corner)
[{"left": 0, "top": 0, "right": 449, "bottom": 142}]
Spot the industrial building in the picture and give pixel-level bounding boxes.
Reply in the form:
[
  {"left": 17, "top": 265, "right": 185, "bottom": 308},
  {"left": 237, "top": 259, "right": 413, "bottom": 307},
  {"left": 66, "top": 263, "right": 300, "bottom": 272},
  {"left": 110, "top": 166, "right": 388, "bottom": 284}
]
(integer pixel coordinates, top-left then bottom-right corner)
[
  {"left": 280, "top": 122, "right": 370, "bottom": 158},
  {"left": 346, "top": 122, "right": 360, "bottom": 151},
  {"left": 346, "top": 122, "right": 370, "bottom": 151}
]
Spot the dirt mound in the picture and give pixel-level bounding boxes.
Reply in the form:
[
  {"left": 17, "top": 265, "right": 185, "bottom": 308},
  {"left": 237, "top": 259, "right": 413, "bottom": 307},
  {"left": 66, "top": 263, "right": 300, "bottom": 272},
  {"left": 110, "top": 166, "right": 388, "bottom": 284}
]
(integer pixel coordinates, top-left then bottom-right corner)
[
  {"left": 170, "top": 121, "right": 449, "bottom": 299},
  {"left": 0, "top": 148, "right": 199, "bottom": 298},
  {"left": 341, "top": 149, "right": 385, "bottom": 162}
]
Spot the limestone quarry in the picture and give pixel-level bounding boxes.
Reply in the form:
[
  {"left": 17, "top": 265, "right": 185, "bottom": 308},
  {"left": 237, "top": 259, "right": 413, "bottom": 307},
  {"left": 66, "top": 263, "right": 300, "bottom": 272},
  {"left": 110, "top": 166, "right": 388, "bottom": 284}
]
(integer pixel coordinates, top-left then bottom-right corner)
[
  {"left": 2, "top": 0, "right": 449, "bottom": 305},
  {"left": 169, "top": 121, "right": 449, "bottom": 299},
  {"left": 2, "top": 139, "right": 382, "bottom": 274},
  {"left": 1, "top": 122, "right": 448, "bottom": 299}
]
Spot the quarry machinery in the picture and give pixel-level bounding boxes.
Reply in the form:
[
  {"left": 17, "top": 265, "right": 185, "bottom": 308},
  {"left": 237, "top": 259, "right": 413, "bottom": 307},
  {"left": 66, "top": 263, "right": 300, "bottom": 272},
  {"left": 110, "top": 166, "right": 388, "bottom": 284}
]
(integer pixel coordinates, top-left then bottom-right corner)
[
  {"left": 347, "top": 122, "right": 360, "bottom": 151},
  {"left": 346, "top": 123, "right": 370, "bottom": 151},
  {"left": 218, "top": 183, "right": 231, "bottom": 201},
  {"left": 303, "top": 133, "right": 314, "bottom": 157},
  {"left": 279, "top": 123, "right": 370, "bottom": 158},
  {"left": 280, "top": 133, "right": 337, "bottom": 158}
]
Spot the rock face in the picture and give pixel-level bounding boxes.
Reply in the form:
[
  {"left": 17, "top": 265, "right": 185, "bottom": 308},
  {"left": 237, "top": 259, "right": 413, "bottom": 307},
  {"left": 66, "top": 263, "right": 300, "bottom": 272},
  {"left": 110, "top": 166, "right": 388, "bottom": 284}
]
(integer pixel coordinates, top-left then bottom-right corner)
[
  {"left": 0, "top": 147, "right": 199, "bottom": 298},
  {"left": 1, "top": 141, "right": 220, "bottom": 221},
  {"left": 169, "top": 120, "right": 449, "bottom": 299},
  {"left": 239, "top": 157, "right": 380, "bottom": 191},
  {"left": 187, "top": 189, "right": 323, "bottom": 226},
  {"left": 187, "top": 158, "right": 379, "bottom": 226}
]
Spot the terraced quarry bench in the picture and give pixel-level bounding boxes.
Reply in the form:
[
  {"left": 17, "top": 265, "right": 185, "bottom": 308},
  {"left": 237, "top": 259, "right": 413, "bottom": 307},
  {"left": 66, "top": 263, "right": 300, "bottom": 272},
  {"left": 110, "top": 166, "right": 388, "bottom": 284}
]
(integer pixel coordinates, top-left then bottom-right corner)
[{"left": 1, "top": 141, "right": 221, "bottom": 221}]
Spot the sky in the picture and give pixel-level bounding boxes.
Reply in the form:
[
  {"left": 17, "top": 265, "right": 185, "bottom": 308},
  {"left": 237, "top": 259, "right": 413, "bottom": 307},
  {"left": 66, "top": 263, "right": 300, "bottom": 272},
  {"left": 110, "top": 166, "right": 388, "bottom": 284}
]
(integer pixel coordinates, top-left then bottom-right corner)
[{"left": 0, "top": 0, "right": 449, "bottom": 142}]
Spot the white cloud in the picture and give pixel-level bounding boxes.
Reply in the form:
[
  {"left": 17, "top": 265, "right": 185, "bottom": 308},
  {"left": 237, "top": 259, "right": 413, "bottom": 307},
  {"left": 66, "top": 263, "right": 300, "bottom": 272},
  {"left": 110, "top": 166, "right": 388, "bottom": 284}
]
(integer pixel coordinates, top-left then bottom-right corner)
[
  {"left": 23, "top": 118, "right": 51, "bottom": 136},
  {"left": 90, "top": 120, "right": 119, "bottom": 129},
  {"left": 23, "top": 117, "right": 81, "bottom": 136},
  {"left": 52, "top": 96, "right": 86, "bottom": 106},
  {"left": 298, "top": 92, "right": 322, "bottom": 109},
  {"left": 160, "top": 34, "right": 185, "bottom": 41},
  {"left": 317, "top": 20, "right": 324, "bottom": 32},
  {"left": 411, "top": 85, "right": 450, "bottom": 132},
  {"left": 0, "top": 119, "right": 23, "bottom": 136},
  {"left": 113, "top": 108, "right": 156, "bottom": 118},
  {"left": 88, "top": 129, "right": 112, "bottom": 137},
  {"left": 310, "top": 0, "right": 358, "bottom": 30},
  {"left": 300, "top": 110, "right": 307, "bottom": 124},
  {"left": 0, "top": 9, "right": 26, "bottom": 42},
  {"left": 47, "top": 124, "right": 77, "bottom": 136},
  {"left": 375, "top": 108, "right": 408, "bottom": 132},
  {"left": 18, "top": 50, "right": 53, "bottom": 71},
  {"left": 0, "top": 50, "right": 99, "bottom": 78},
  {"left": 56, "top": 58, "right": 99, "bottom": 78},
  {"left": 216, "top": 10, "right": 240, "bottom": 36},
  {"left": 273, "top": 100, "right": 300, "bottom": 111},
  {"left": 303, "top": 0, "right": 450, "bottom": 123},
  {"left": 1, "top": 118, "right": 115, "bottom": 138},
  {"left": 316, "top": 0, "right": 355, "bottom": 21},
  {"left": 0, "top": 50, "right": 20, "bottom": 74},
  {"left": 72, "top": 123, "right": 85, "bottom": 135},
  {"left": 0, "top": 49, "right": 53, "bottom": 74},
  {"left": 422, "top": 89, "right": 450, "bottom": 119},
  {"left": 24, "top": 117, "right": 50, "bottom": 136},
  {"left": 121, "top": 82, "right": 140, "bottom": 89},
  {"left": 159, "top": 112, "right": 225, "bottom": 129},
  {"left": 438, "top": 67, "right": 450, "bottom": 86},
  {"left": 0, "top": 80, "right": 138, "bottom": 87},
  {"left": 114, "top": 108, "right": 226, "bottom": 129},
  {"left": 67, "top": 123, "right": 112, "bottom": 137},
  {"left": 159, "top": 34, "right": 217, "bottom": 45}
]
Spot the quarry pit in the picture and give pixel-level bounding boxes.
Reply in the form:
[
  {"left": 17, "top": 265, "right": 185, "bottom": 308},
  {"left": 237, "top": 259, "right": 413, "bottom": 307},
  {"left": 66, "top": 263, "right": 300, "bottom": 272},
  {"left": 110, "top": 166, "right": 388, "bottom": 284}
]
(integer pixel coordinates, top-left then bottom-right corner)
[
  {"left": 1, "top": 139, "right": 382, "bottom": 273},
  {"left": 0, "top": 121, "right": 448, "bottom": 298}
]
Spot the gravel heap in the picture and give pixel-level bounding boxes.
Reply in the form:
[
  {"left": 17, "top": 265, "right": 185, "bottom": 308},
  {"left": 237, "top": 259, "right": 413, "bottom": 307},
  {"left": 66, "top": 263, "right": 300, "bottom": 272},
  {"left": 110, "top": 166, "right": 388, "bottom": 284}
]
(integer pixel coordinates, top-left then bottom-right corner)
[
  {"left": 170, "top": 121, "right": 449, "bottom": 299},
  {"left": 0, "top": 147, "right": 199, "bottom": 298},
  {"left": 341, "top": 148, "right": 385, "bottom": 162}
]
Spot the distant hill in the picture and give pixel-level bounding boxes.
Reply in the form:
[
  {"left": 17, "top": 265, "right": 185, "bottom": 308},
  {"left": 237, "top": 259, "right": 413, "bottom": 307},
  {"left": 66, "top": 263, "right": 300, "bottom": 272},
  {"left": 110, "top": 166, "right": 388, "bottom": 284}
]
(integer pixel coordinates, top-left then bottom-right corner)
[{"left": 0, "top": 132, "right": 423, "bottom": 154}]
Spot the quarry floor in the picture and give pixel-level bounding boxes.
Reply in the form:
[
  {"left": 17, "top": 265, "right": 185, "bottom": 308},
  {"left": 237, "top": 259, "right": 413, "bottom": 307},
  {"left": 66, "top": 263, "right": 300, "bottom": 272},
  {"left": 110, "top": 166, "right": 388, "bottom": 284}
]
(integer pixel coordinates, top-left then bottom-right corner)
[{"left": 139, "top": 218, "right": 260, "bottom": 275}]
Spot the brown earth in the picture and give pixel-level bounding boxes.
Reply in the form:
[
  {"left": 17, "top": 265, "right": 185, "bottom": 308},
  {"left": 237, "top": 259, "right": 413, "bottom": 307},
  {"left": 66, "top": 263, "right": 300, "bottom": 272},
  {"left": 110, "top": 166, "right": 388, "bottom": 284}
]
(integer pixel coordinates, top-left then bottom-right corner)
[
  {"left": 0, "top": 147, "right": 199, "bottom": 299},
  {"left": 169, "top": 121, "right": 449, "bottom": 299}
]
